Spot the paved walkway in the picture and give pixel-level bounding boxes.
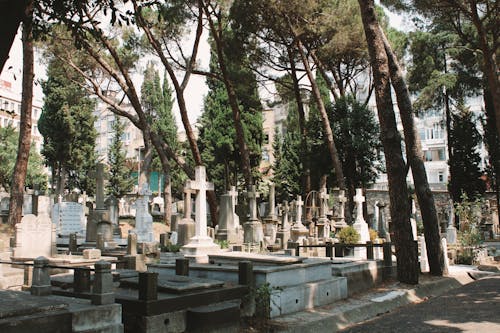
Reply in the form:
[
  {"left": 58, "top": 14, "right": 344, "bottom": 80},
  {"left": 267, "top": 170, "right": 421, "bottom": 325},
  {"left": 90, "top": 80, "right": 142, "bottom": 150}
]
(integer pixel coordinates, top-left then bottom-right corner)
[{"left": 340, "top": 276, "right": 500, "bottom": 333}]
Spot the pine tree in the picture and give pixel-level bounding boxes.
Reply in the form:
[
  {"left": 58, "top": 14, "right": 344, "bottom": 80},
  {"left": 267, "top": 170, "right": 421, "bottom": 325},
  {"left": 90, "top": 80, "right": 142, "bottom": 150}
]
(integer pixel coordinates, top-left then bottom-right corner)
[
  {"left": 38, "top": 57, "right": 97, "bottom": 195},
  {"left": 272, "top": 128, "right": 302, "bottom": 201},
  {"left": 107, "top": 115, "right": 134, "bottom": 198},
  {"left": 449, "top": 105, "right": 486, "bottom": 202}
]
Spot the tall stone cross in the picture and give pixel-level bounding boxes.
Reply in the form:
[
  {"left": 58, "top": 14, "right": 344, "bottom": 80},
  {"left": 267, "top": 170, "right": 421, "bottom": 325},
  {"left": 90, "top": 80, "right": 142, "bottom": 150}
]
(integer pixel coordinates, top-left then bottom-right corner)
[
  {"left": 228, "top": 186, "right": 238, "bottom": 205},
  {"left": 295, "top": 195, "right": 304, "bottom": 225},
  {"left": 353, "top": 188, "right": 365, "bottom": 223},
  {"left": 189, "top": 166, "right": 214, "bottom": 238},
  {"left": 337, "top": 190, "right": 347, "bottom": 220},
  {"left": 246, "top": 185, "right": 260, "bottom": 221}
]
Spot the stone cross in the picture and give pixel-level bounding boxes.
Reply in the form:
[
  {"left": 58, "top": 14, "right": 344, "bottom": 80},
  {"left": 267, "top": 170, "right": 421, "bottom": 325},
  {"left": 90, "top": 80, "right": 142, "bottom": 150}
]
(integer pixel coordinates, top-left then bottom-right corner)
[
  {"left": 245, "top": 185, "right": 260, "bottom": 221},
  {"left": 353, "top": 188, "right": 365, "bottom": 223},
  {"left": 189, "top": 166, "right": 214, "bottom": 238},
  {"left": 295, "top": 195, "right": 304, "bottom": 224},
  {"left": 337, "top": 190, "right": 347, "bottom": 220},
  {"left": 228, "top": 186, "right": 238, "bottom": 205},
  {"left": 96, "top": 163, "right": 105, "bottom": 210}
]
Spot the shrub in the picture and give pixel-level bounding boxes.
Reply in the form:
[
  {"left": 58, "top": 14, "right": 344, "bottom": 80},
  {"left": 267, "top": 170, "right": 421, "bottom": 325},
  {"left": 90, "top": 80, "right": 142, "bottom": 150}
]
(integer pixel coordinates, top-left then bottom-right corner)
[
  {"left": 369, "top": 228, "right": 378, "bottom": 242},
  {"left": 337, "top": 226, "right": 360, "bottom": 244}
]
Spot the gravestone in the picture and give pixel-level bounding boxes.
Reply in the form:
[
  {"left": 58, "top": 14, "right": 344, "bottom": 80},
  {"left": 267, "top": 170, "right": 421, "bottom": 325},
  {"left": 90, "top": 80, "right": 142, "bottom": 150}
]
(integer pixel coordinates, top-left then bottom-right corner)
[
  {"left": 52, "top": 201, "right": 86, "bottom": 236},
  {"left": 134, "top": 183, "right": 154, "bottom": 243},
  {"left": 242, "top": 184, "right": 264, "bottom": 251},
  {"left": 316, "top": 187, "right": 330, "bottom": 239},
  {"left": 181, "top": 166, "right": 220, "bottom": 262},
  {"left": 151, "top": 195, "right": 164, "bottom": 216},
  {"left": 37, "top": 195, "right": 52, "bottom": 218},
  {"left": 216, "top": 187, "right": 242, "bottom": 244},
  {"left": 276, "top": 201, "right": 291, "bottom": 248},
  {"left": 372, "top": 201, "right": 380, "bottom": 235},
  {"left": 290, "top": 195, "right": 308, "bottom": 243},
  {"left": 177, "top": 184, "right": 195, "bottom": 246},
  {"left": 418, "top": 236, "right": 430, "bottom": 273},
  {"left": 13, "top": 214, "right": 54, "bottom": 258},
  {"left": 410, "top": 199, "right": 418, "bottom": 240},
  {"left": 333, "top": 190, "right": 348, "bottom": 229},
  {"left": 378, "top": 202, "right": 390, "bottom": 241},
  {"left": 446, "top": 200, "right": 457, "bottom": 244},
  {"left": 352, "top": 189, "right": 370, "bottom": 258},
  {"left": 88, "top": 163, "right": 112, "bottom": 243},
  {"left": 22, "top": 194, "right": 33, "bottom": 215},
  {"left": 262, "top": 183, "right": 279, "bottom": 245}
]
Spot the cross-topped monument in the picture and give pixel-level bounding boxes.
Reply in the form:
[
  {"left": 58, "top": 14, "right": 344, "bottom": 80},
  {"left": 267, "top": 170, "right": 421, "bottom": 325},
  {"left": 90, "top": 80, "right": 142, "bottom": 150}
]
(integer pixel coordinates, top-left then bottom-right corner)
[
  {"left": 181, "top": 166, "right": 220, "bottom": 262},
  {"left": 352, "top": 188, "right": 370, "bottom": 258},
  {"left": 246, "top": 185, "right": 260, "bottom": 222},
  {"left": 295, "top": 195, "right": 304, "bottom": 225},
  {"left": 291, "top": 195, "right": 308, "bottom": 243}
]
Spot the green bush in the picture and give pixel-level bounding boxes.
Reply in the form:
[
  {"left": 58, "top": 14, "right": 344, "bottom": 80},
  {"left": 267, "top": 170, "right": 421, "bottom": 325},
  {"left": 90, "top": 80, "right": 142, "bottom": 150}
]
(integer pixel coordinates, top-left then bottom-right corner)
[
  {"left": 369, "top": 228, "right": 378, "bottom": 242},
  {"left": 337, "top": 226, "right": 360, "bottom": 244}
]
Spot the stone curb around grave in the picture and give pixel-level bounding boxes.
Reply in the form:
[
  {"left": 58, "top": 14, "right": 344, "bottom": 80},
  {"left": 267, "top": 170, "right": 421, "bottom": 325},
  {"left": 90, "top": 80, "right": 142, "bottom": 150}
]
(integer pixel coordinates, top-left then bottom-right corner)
[{"left": 269, "top": 275, "right": 469, "bottom": 333}]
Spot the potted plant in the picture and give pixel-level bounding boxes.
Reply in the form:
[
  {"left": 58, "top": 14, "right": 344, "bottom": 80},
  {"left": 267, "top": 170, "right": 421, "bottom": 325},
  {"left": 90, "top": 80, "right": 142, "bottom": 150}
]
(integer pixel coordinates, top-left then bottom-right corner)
[{"left": 336, "top": 226, "right": 360, "bottom": 257}]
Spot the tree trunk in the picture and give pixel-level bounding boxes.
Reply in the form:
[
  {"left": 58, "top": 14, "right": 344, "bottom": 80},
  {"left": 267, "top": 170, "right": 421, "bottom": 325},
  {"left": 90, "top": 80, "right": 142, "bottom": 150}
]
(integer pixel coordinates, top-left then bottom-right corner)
[
  {"left": 163, "top": 172, "right": 172, "bottom": 226},
  {"left": 358, "top": 0, "right": 418, "bottom": 284},
  {"left": 8, "top": 1, "right": 33, "bottom": 226},
  {"left": 381, "top": 28, "right": 444, "bottom": 276},
  {"left": 296, "top": 40, "right": 346, "bottom": 190},
  {"left": 287, "top": 47, "right": 311, "bottom": 195}
]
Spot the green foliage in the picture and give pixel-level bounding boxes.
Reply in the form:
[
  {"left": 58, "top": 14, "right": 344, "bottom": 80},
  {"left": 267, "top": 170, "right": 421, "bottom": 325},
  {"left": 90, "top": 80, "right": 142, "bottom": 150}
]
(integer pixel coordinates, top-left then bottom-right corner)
[
  {"left": 161, "top": 243, "right": 181, "bottom": 253},
  {"left": 369, "top": 228, "right": 378, "bottom": 242},
  {"left": 214, "top": 239, "right": 229, "bottom": 249},
  {"left": 454, "top": 192, "right": 484, "bottom": 264},
  {"left": 272, "top": 129, "right": 302, "bottom": 201},
  {"left": 0, "top": 126, "right": 47, "bottom": 191},
  {"left": 448, "top": 106, "right": 486, "bottom": 202},
  {"left": 336, "top": 226, "right": 360, "bottom": 244},
  {"left": 198, "top": 32, "right": 263, "bottom": 195},
  {"left": 107, "top": 115, "right": 134, "bottom": 198},
  {"left": 141, "top": 63, "right": 185, "bottom": 198},
  {"left": 38, "top": 57, "right": 97, "bottom": 195}
]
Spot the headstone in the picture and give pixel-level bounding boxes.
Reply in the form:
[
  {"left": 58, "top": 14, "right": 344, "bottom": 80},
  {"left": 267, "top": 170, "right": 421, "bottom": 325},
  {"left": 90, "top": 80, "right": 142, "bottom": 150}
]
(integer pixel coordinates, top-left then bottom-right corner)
[
  {"left": 441, "top": 238, "right": 450, "bottom": 274},
  {"left": 170, "top": 231, "right": 178, "bottom": 245},
  {"left": 180, "top": 166, "right": 220, "bottom": 262},
  {"left": 177, "top": 184, "right": 196, "bottom": 246},
  {"left": 22, "top": 194, "right": 33, "bottom": 215},
  {"left": 88, "top": 163, "right": 112, "bottom": 243},
  {"left": 13, "top": 214, "right": 54, "bottom": 258},
  {"left": 37, "top": 195, "right": 52, "bottom": 218},
  {"left": 152, "top": 195, "right": 164, "bottom": 215},
  {"left": 418, "top": 236, "right": 430, "bottom": 273},
  {"left": 276, "top": 201, "right": 291, "bottom": 248},
  {"left": 52, "top": 201, "right": 86, "bottom": 236},
  {"left": 333, "top": 190, "right": 348, "bottom": 229},
  {"left": 317, "top": 187, "right": 330, "bottom": 239},
  {"left": 134, "top": 183, "right": 154, "bottom": 243},
  {"left": 228, "top": 186, "right": 240, "bottom": 228},
  {"left": 378, "top": 202, "right": 390, "bottom": 241},
  {"left": 291, "top": 195, "right": 308, "bottom": 243},
  {"left": 216, "top": 189, "right": 242, "bottom": 243},
  {"left": 372, "top": 201, "right": 380, "bottom": 233},
  {"left": 352, "top": 188, "right": 370, "bottom": 258},
  {"left": 262, "top": 183, "right": 279, "bottom": 245},
  {"left": 446, "top": 200, "right": 457, "bottom": 244},
  {"left": 410, "top": 199, "right": 418, "bottom": 240},
  {"left": 104, "top": 195, "right": 119, "bottom": 225},
  {"left": 242, "top": 184, "right": 264, "bottom": 251}
]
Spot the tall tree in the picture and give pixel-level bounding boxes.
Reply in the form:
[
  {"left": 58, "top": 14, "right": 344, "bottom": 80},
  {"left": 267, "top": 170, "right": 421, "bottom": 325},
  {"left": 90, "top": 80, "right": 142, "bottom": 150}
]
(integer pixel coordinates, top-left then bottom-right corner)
[
  {"left": 38, "top": 56, "right": 97, "bottom": 195},
  {"left": 358, "top": 0, "right": 418, "bottom": 284},
  {"left": 449, "top": 105, "right": 486, "bottom": 203},
  {"left": 107, "top": 115, "right": 134, "bottom": 198},
  {"left": 8, "top": 0, "right": 34, "bottom": 226}
]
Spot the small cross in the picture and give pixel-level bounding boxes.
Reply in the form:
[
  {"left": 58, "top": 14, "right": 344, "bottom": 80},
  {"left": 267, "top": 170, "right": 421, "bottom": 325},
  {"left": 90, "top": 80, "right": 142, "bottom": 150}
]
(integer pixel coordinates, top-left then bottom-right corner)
[
  {"left": 295, "top": 195, "right": 304, "bottom": 224},
  {"left": 245, "top": 184, "right": 260, "bottom": 220}
]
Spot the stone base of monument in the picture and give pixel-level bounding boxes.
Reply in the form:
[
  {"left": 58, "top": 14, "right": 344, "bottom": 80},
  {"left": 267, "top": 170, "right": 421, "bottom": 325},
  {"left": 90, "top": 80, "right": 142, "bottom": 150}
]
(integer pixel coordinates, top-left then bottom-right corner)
[
  {"left": 177, "top": 219, "right": 195, "bottom": 246},
  {"left": 149, "top": 253, "right": 348, "bottom": 318},
  {"left": 276, "top": 229, "right": 291, "bottom": 249},
  {"left": 290, "top": 224, "right": 309, "bottom": 243},
  {"left": 181, "top": 236, "right": 221, "bottom": 263},
  {"left": 215, "top": 226, "right": 243, "bottom": 244}
]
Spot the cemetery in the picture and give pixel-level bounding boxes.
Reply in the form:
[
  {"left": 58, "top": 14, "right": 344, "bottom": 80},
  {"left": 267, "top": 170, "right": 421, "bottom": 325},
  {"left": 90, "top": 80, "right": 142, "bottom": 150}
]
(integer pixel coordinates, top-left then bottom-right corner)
[{"left": 1, "top": 0, "right": 500, "bottom": 332}]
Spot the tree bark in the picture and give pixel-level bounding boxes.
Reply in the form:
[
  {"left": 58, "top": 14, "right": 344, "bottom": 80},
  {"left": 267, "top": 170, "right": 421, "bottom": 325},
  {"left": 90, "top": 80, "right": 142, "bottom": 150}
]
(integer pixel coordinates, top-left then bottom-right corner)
[
  {"left": 296, "top": 40, "right": 346, "bottom": 190},
  {"left": 8, "top": 0, "right": 33, "bottom": 226},
  {"left": 358, "top": 0, "right": 418, "bottom": 284},
  {"left": 381, "top": 28, "right": 444, "bottom": 276}
]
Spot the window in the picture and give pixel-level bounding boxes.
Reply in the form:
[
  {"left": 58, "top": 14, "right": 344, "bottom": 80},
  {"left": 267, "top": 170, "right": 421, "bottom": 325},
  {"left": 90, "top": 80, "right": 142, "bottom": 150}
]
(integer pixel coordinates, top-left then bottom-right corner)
[
  {"left": 438, "top": 172, "right": 444, "bottom": 183},
  {"left": 262, "top": 148, "right": 270, "bottom": 161},
  {"left": 263, "top": 133, "right": 270, "bottom": 145},
  {"left": 424, "top": 151, "right": 432, "bottom": 161},
  {"left": 419, "top": 128, "right": 425, "bottom": 140},
  {"left": 438, "top": 149, "right": 446, "bottom": 161}
]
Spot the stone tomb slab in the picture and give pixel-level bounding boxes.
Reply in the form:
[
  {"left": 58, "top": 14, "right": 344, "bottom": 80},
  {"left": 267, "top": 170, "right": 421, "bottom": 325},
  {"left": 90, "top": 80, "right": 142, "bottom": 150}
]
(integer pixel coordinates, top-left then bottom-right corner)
[
  {"left": 0, "top": 290, "right": 68, "bottom": 319},
  {"left": 120, "top": 272, "right": 224, "bottom": 294},
  {"left": 208, "top": 251, "right": 304, "bottom": 266}
]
